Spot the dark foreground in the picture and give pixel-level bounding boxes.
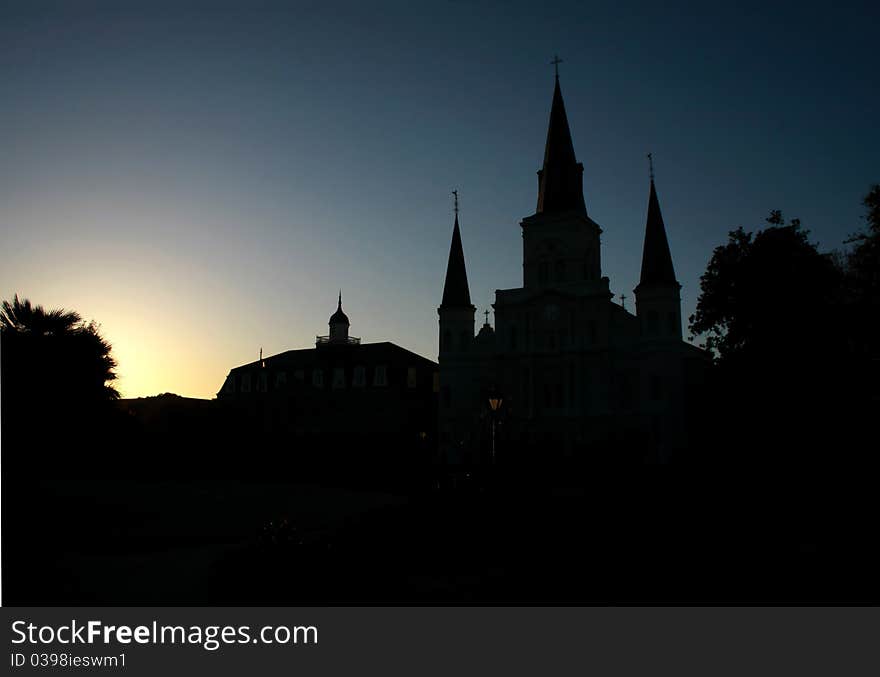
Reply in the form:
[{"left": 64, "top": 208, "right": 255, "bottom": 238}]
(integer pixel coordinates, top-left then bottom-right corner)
[{"left": 4, "top": 469, "right": 877, "bottom": 605}]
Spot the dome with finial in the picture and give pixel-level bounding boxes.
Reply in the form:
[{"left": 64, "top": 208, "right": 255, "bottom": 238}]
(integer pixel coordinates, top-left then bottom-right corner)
[{"left": 329, "top": 291, "right": 350, "bottom": 326}]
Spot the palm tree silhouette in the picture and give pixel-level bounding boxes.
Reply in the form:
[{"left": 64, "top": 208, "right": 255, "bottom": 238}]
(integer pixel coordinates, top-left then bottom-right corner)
[{"left": 1, "top": 294, "right": 119, "bottom": 402}]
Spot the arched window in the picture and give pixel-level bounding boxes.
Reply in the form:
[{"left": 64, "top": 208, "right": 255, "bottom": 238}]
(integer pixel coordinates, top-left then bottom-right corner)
[{"left": 443, "top": 329, "right": 452, "bottom": 351}]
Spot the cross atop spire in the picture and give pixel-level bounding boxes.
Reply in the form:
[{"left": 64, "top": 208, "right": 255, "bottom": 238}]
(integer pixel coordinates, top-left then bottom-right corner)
[
  {"left": 636, "top": 173, "right": 679, "bottom": 290},
  {"left": 484, "top": 309, "right": 490, "bottom": 325},
  {"left": 550, "top": 54, "right": 563, "bottom": 79},
  {"left": 535, "top": 64, "right": 587, "bottom": 216},
  {"left": 440, "top": 195, "right": 473, "bottom": 309}
]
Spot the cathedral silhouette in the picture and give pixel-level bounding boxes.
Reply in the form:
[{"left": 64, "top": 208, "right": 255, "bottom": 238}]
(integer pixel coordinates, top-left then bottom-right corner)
[{"left": 438, "top": 71, "right": 708, "bottom": 466}]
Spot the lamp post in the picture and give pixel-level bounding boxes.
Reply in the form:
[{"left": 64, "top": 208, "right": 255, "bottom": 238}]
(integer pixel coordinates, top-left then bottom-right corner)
[{"left": 487, "top": 391, "right": 503, "bottom": 466}]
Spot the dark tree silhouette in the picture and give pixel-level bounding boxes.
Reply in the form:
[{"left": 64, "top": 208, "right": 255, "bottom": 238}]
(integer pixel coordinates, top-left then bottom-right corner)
[
  {"left": 1, "top": 294, "right": 119, "bottom": 402},
  {"left": 842, "top": 185, "right": 880, "bottom": 359},
  {"left": 689, "top": 211, "right": 842, "bottom": 362},
  {"left": 688, "top": 209, "right": 871, "bottom": 471},
  {"left": 1, "top": 295, "right": 122, "bottom": 478}
]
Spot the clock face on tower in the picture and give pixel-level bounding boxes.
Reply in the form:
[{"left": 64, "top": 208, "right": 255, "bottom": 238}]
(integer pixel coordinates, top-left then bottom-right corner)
[{"left": 545, "top": 304, "right": 560, "bottom": 321}]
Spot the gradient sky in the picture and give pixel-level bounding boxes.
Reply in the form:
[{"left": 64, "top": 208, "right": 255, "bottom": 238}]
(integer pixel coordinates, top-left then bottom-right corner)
[{"left": 1, "top": 1, "right": 877, "bottom": 399}]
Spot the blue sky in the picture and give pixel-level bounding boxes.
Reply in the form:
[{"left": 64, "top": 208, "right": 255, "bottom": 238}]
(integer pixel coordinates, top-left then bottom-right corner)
[{"left": 1, "top": 1, "right": 877, "bottom": 397}]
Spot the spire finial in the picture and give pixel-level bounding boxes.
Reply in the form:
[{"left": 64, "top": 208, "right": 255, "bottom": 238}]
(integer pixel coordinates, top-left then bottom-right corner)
[
  {"left": 452, "top": 189, "right": 459, "bottom": 217},
  {"left": 338, "top": 289, "right": 342, "bottom": 309},
  {"left": 647, "top": 152, "right": 654, "bottom": 181},
  {"left": 550, "top": 54, "right": 563, "bottom": 79}
]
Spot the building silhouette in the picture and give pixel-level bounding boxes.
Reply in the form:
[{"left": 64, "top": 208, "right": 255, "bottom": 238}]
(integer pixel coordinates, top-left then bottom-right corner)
[
  {"left": 438, "top": 72, "right": 708, "bottom": 466},
  {"left": 218, "top": 295, "right": 438, "bottom": 471}
]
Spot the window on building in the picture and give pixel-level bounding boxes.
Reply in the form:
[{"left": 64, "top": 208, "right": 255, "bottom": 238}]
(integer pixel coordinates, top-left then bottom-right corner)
[
  {"left": 407, "top": 367, "right": 417, "bottom": 388},
  {"left": 274, "top": 371, "right": 287, "bottom": 389},
  {"left": 442, "top": 385, "right": 451, "bottom": 408},
  {"left": 353, "top": 365, "right": 366, "bottom": 387},
  {"left": 312, "top": 369, "right": 324, "bottom": 388},
  {"left": 539, "top": 261, "right": 549, "bottom": 284},
  {"left": 241, "top": 372, "right": 252, "bottom": 393},
  {"left": 459, "top": 331, "right": 469, "bottom": 352},
  {"left": 374, "top": 365, "right": 387, "bottom": 386},
  {"left": 667, "top": 311, "right": 677, "bottom": 335},
  {"left": 294, "top": 369, "right": 304, "bottom": 383},
  {"left": 332, "top": 367, "right": 345, "bottom": 389},
  {"left": 257, "top": 371, "right": 268, "bottom": 393},
  {"left": 432, "top": 372, "right": 440, "bottom": 393},
  {"left": 443, "top": 329, "right": 452, "bottom": 352}
]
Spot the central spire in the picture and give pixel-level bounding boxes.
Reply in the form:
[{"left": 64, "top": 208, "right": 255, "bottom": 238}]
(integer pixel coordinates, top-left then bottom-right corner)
[
  {"left": 440, "top": 192, "right": 473, "bottom": 309},
  {"left": 536, "top": 69, "right": 587, "bottom": 216}
]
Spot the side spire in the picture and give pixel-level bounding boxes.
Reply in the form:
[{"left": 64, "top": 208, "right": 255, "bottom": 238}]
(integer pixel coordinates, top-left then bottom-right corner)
[
  {"left": 440, "top": 190, "right": 473, "bottom": 308},
  {"left": 637, "top": 162, "right": 678, "bottom": 289},
  {"left": 536, "top": 62, "right": 586, "bottom": 216}
]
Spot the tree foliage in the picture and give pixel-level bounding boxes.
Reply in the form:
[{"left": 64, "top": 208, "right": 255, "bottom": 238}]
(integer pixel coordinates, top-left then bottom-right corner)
[
  {"left": 689, "top": 211, "right": 843, "bottom": 362},
  {"left": 688, "top": 190, "right": 877, "bottom": 470},
  {"left": 1, "top": 294, "right": 119, "bottom": 403},
  {"left": 842, "top": 184, "right": 880, "bottom": 351}
]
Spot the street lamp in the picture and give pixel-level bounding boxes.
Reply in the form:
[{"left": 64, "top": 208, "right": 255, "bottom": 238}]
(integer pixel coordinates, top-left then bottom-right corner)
[{"left": 487, "top": 391, "right": 503, "bottom": 465}]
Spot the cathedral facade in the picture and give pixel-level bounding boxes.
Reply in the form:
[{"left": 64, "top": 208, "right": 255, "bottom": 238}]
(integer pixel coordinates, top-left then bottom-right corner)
[{"left": 438, "top": 74, "right": 708, "bottom": 467}]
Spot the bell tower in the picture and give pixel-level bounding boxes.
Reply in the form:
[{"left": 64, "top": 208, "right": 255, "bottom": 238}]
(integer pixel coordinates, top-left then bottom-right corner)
[{"left": 521, "top": 66, "right": 605, "bottom": 292}]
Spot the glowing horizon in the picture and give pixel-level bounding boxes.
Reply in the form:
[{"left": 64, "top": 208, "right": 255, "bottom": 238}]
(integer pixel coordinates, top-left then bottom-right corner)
[{"left": 2, "top": 3, "right": 876, "bottom": 399}]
